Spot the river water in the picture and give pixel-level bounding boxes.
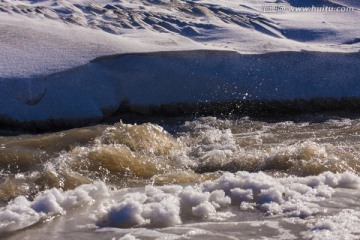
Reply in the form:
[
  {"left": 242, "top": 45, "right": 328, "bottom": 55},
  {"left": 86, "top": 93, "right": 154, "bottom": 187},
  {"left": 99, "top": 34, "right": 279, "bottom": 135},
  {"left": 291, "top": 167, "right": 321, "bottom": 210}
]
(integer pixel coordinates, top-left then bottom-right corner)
[{"left": 1, "top": 115, "right": 360, "bottom": 239}]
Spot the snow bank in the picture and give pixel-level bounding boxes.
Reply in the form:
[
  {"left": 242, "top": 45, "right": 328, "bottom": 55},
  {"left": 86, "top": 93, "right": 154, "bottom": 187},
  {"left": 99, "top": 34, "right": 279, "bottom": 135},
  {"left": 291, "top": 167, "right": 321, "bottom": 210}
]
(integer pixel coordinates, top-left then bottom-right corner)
[
  {"left": 1, "top": 0, "right": 359, "bottom": 62},
  {"left": 0, "top": 0, "right": 359, "bottom": 127},
  {"left": 0, "top": 50, "right": 359, "bottom": 127}
]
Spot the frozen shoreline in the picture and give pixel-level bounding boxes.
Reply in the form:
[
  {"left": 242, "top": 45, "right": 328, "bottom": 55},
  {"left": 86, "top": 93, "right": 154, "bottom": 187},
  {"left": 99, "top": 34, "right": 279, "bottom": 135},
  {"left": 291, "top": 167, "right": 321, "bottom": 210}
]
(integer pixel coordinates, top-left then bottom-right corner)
[
  {"left": 0, "top": 0, "right": 359, "bottom": 128},
  {"left": 0, "top": 50, "right": 360, "bottom": 129}
]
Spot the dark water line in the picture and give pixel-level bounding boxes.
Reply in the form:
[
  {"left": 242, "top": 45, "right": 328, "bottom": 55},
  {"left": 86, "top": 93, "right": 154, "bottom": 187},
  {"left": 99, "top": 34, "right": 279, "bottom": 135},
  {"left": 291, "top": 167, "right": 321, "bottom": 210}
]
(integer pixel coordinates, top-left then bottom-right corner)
[{"left": 2, "top": 97, "right": 360, "bottom": 134}]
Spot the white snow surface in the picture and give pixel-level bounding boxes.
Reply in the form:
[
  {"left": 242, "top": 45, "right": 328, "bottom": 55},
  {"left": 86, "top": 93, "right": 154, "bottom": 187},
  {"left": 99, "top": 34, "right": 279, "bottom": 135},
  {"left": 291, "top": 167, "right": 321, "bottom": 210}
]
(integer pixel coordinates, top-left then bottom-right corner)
[
  {"left": 0, "top": 0, "right": 359, "bottom": 123},
  {"left": 1, "top": 0, "right": 359, "bottom": 78}
]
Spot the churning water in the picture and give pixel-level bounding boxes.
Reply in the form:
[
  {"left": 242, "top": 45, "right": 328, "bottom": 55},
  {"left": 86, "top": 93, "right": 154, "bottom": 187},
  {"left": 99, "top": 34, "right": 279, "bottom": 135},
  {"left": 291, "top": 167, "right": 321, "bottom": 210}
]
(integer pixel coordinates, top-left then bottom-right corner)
[{"left": 2, "top": 115, "right": 360, "bottom": 239}]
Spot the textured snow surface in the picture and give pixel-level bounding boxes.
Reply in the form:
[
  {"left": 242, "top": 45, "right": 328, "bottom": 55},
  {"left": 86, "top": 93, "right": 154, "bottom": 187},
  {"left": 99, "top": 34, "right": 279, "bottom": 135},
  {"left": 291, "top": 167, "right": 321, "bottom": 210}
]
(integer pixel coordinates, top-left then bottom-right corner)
[{"left": 0, "top": 0, "right": 359, "bottom": 78}]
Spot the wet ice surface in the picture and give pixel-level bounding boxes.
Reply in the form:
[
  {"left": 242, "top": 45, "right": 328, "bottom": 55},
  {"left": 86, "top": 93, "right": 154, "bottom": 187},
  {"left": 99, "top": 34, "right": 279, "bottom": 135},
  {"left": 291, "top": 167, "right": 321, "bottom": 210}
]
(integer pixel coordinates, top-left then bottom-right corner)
[{"left": 1, "top": 116, "right": 360, "bottom": 239}]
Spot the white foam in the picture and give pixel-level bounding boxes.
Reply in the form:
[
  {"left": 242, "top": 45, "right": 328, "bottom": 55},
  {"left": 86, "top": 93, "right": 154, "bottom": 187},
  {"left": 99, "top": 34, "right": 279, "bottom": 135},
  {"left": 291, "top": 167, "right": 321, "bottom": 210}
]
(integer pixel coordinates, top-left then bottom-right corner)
[
  {"left": 0, "top": 181, "right": 108, "bottom": 232},
  {"left": 0, "top": 196, "right": 41, "bottom": 232},
  {"left": 192, "top": 201, "right": 217, "bottom": 218},
  {"left": 181, "top": 117, "right": 240, "bottom": 169},
  {"left": 2, "top": 171, "right": 360, "bottom": 237},
  {"left": 209, "top": 190, "right": 231, "bottom": 208},
  {"left": 305, "top": 209, "right": 360, "bottom": 240},
  {"left": 95, "top": 171, "right": 360, "bottom": 229},
  {"left": 230, "top": 188, "right": 253, "bottom": 204},
  {"left": 107, "top": 199, "right": 146, "bottom": 228},
  {"left": 117, "top": 234, "right": 140, "bottom": 240}
]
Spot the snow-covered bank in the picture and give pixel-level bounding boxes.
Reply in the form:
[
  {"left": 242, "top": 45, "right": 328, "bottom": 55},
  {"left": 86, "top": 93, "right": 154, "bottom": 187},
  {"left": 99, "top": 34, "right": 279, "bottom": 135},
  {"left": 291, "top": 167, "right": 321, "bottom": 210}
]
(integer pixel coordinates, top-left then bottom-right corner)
[
  {"left": 0, "top": 50, "right": 359, "bottom": 127},
  {"left": 0, "top": 14, "right": 204, "bottom": 79},
  {"left": 0, "top": 0, "right": 359, "bottom": 127}
]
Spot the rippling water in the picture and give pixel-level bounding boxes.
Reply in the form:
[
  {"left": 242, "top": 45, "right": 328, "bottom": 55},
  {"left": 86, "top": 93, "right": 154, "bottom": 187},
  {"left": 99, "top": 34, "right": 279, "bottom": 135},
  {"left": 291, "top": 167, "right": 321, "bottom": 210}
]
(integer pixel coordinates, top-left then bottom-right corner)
[{"left": 2, "top": 116, "right": 360, "bottom": 239}]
